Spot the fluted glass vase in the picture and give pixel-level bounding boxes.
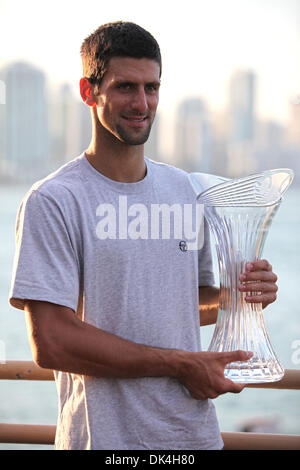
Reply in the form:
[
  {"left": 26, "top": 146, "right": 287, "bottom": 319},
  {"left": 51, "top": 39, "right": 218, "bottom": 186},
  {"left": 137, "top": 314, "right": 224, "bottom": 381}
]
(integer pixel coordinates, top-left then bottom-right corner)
[{"left": 189, "top": 169, "right": 294, "bottom": 383}]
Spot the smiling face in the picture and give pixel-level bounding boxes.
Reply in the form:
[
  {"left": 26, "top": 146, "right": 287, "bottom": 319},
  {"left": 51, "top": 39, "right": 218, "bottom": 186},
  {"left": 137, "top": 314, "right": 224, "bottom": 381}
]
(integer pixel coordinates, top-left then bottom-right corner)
[{"left": 93, "top": 57, "right": 160, "bottom": 146}]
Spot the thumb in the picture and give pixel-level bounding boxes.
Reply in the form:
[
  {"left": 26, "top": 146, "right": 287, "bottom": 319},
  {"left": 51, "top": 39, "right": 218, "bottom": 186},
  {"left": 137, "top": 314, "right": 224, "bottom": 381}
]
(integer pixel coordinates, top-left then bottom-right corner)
[{"left": 220, "top": 349, "right": 253, "bottom": 366}]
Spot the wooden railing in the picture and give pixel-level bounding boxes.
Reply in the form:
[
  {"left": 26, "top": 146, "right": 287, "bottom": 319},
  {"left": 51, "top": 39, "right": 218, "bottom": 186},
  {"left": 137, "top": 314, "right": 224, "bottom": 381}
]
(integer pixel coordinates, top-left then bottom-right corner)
[{"left": 1, "top": 361, "right": 300, "bottom": 450}]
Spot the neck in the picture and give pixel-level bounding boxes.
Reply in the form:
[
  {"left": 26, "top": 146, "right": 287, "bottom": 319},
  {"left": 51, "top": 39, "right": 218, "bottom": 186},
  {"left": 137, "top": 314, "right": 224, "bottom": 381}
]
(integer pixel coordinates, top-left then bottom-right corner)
[{"left": 85, "top": 109, "right": 147, "bottom": 183}]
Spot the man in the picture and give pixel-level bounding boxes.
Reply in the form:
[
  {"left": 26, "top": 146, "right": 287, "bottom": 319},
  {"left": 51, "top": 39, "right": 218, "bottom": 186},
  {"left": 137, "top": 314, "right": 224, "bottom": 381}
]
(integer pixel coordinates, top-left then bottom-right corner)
[{"left": 9, "top": 22, "right": 278, "bottom": 450}]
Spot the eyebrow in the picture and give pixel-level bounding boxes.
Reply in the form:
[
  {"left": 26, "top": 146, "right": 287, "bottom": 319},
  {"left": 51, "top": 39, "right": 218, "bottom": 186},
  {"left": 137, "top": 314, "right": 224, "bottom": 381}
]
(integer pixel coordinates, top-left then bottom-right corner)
[{"left": 114, "top": 79, "right": 161, "bottom": 87}]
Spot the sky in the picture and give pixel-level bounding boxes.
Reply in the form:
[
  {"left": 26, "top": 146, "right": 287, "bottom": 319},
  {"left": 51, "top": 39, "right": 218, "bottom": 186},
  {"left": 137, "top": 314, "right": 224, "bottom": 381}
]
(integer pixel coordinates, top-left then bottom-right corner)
[{"left": 0, "top": 0, "right": 299, "bottom": 126}]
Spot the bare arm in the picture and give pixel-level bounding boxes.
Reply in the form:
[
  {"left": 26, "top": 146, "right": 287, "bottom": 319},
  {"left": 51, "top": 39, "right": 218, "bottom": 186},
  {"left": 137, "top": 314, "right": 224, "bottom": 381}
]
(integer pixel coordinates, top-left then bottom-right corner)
[
  {"left": 199, "top": 286, "right": 219, "bottom": 326},
  {"left": 24, "top": 300, "right": 176, "bottom": 379},
  {"left": 24, "top": 299, "right": 250, "bottom": 400},
  {"left": 23, "top": 261, "right": 277, "bottom": 399}
]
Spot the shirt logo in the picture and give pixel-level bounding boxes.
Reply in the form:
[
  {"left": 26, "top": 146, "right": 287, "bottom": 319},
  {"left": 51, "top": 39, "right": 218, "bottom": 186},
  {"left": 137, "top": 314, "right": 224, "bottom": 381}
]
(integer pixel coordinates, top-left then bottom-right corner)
[{"left": 179, "top": 240, "right": 188, "bottom": 252}]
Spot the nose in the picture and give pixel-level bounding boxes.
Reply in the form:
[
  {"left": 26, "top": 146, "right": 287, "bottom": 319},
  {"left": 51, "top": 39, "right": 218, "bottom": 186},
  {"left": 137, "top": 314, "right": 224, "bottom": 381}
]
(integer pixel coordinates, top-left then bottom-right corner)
[{"left": 131, "top": 87, "right": 148, "bottom": 114}]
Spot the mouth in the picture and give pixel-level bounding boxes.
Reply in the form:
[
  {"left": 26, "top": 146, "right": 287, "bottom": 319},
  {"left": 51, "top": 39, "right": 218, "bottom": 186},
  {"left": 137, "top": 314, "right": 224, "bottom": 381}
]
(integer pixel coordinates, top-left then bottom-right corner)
[{"left": 122, "top": 115, "right": 148, "bottom": 127}]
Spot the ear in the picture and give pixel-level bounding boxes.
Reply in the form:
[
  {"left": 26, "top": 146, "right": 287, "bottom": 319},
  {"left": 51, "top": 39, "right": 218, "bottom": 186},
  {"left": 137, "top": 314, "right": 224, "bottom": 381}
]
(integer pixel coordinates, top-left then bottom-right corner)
[{"left": 79, "top": 78, "right": 96, "bottom": 107}]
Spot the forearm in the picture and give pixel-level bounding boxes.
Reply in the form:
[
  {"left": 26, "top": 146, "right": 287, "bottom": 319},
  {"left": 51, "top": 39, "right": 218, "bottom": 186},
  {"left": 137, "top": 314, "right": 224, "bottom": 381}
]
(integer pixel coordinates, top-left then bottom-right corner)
[
  {"left": 25, "top": 301, "right": 179, "bottom": 379},
  {"left": 24, "top": 300, "right": 252, "bottom": 401},
  {"left": 199, "top": 286, "right": 219, "bottom": 326},
  {"left": 56, "top": 320, "right": 178, "bottom": 378}
]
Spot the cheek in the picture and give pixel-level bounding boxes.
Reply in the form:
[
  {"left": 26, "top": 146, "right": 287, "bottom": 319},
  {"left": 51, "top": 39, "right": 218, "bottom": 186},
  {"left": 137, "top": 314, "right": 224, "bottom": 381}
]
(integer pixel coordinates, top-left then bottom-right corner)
[
  {"left": 98, "top": 95, "right": 127, "bottom": 119},
  {"left": 96, "top": 99, "right": 113, "bottom": 123},
  {"left": 149, "top": 95, "right": 159, "bottom": 111}
]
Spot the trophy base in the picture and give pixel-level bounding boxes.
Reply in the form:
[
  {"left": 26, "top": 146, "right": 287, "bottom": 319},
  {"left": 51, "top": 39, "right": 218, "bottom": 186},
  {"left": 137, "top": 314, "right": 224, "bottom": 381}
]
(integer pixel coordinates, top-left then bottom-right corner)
[{"left": 224, "top": 360, "right": 285, "bottom": 383}]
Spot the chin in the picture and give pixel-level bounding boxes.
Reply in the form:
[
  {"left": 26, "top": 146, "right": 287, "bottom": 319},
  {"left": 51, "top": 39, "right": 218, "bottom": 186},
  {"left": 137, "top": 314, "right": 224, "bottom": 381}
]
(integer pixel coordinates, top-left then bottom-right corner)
[{"left": 117, "top": 129, "right": 152, "bottom": 146}]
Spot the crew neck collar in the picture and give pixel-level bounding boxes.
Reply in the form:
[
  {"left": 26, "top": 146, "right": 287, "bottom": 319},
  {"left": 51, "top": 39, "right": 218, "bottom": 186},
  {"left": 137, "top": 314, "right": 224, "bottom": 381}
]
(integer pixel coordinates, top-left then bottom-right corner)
[{"left": 81, "top": 153, "right": 153, "bottom": 194}]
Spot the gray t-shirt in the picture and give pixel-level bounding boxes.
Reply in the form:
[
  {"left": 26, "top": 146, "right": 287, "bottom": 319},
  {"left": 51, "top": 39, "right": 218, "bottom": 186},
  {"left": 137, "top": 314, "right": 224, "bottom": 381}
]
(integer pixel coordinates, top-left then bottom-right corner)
[{"left": 9, "top": 153, "right": 223, "bottom": 450}]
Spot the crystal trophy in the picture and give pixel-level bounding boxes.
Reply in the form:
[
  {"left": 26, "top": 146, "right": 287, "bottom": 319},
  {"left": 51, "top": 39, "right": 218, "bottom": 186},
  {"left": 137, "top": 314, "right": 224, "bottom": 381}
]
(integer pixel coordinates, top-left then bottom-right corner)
[{"left": 189, "top": 169, "right": 294, "bottom": 383}]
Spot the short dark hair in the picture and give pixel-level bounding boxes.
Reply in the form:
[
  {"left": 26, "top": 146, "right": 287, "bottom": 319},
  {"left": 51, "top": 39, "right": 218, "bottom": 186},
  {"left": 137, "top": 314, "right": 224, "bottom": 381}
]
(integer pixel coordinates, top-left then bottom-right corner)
[{"left": 80, "top": 21, "right": 162, "bottom": 91}]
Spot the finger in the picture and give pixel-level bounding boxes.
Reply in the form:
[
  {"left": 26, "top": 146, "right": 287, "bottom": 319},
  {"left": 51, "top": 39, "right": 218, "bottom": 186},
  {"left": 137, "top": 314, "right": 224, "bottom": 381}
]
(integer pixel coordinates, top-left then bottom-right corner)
[
  {"left": 225, "top": 380, "right": 245, "bottom": 394},
  {"left": 197, "top": 381, "right": 245, "bottom": 399},
  {"left": 219, "top": 349, "right": 253, "bottom": 366},
  {"left": 239, "top": 281, "right": 278, "bottom": 293},
  {"left": 246, "top": 259, "right": 272, "bottom": 272},
  {"left": 240, "top": 271, "right": 278, "bottom": 283},
  {"left": 245, "top": 292, "right": 277, "bottom": 305}
]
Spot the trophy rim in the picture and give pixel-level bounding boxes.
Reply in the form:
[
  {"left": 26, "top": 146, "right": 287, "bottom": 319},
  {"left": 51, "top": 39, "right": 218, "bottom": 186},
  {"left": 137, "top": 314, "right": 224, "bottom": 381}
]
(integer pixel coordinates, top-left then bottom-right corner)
[
  {"left": 190, "top": 168, "right": 294, "bottom": 207},
  {"left": 202, "top": 200, "right": 283, "bottom": 208}
]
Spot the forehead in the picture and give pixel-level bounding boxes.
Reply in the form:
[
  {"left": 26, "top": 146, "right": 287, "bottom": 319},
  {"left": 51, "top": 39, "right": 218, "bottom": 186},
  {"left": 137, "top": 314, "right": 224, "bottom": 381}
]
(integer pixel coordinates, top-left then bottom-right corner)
[{"left": 104, "top": 56, "right": 161, "bottom": 83}]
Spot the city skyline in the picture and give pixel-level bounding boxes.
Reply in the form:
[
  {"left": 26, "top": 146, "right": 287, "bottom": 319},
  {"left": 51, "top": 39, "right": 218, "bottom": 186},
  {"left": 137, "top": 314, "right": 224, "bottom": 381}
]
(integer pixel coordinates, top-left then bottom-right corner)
[
  {"left": 1, "top": 0, "right": 299, "bottom": 180},
  {"left": 0, "top": 58, "right": 299, "bottom": 185},
  {"left": 0, "top": 0, "right": 299, "bottom": 125}
]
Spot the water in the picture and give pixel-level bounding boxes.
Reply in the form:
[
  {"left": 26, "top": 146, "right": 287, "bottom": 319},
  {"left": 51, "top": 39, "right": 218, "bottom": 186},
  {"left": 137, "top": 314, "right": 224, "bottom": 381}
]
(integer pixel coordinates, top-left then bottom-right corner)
[{"left": 0, "top": 184, "right": 299, "bottom": 449}]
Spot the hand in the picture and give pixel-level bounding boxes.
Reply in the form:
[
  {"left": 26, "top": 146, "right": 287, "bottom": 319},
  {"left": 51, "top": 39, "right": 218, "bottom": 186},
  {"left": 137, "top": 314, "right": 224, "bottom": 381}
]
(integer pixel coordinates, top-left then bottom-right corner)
[
  {"left": 176, "top": 350, "right": 253, "bottom": 400},
  {"left": 238, "top": 259, "right": 278, "bottom": 309}
]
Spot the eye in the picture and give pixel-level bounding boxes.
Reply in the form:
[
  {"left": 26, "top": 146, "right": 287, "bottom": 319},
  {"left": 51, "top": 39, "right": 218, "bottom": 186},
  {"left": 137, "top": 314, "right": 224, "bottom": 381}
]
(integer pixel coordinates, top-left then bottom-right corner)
[
  {"left": 145, "top": 83, "right": 160, "bottom": 93},
  {"left": 118, "top": 83, "right": 132, "bottom": 91},
  {"left": 146, "top": 83, "right": 158, "bottom": 92}
]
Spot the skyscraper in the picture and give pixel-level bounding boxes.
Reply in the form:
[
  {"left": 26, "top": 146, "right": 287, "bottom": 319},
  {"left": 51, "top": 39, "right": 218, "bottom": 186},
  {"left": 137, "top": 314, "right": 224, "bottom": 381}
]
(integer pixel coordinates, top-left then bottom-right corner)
[
  {"left": 228, "top": 70, "right": 255, "bottom": 142},
  {"left": 226, "top": 70, "right": 256, "bottom": 176},
  {"left": 48, "top": 83, "right": 92, "bottom": 170},
  {"left": 0, "top": 61, "right": 49, "bottom": 182},
  {"left": 175, "top": 98, "right": 212, "bottom": 173}
]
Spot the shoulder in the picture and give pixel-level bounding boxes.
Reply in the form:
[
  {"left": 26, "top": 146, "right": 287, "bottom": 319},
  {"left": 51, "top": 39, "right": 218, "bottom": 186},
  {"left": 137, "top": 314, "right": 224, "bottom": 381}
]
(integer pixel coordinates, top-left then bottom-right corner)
[
  {"left": 18, "top": 154, "right": 86, "bottom": 218},
  {"left": 146, "top": 158, "right": 191, "bottom": 185},
  {"left": 33, "top": 154, "right": 84, "bottom": 193},
  {"left": 27, "top": 154, "right": 85, "bottom": 202},
  {"left": 146, "top": 158, "right": 195, "bottom": 198}
]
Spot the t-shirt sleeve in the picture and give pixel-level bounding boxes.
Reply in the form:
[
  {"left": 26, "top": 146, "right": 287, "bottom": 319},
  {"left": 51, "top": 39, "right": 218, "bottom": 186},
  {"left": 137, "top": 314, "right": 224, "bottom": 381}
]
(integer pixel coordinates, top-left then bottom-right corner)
[
  {"left": 9, "top": 189, "right": 80, "bottom": 312},
  {"left": 198, "top": 217, "right": 215, "bottom": 286}
]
